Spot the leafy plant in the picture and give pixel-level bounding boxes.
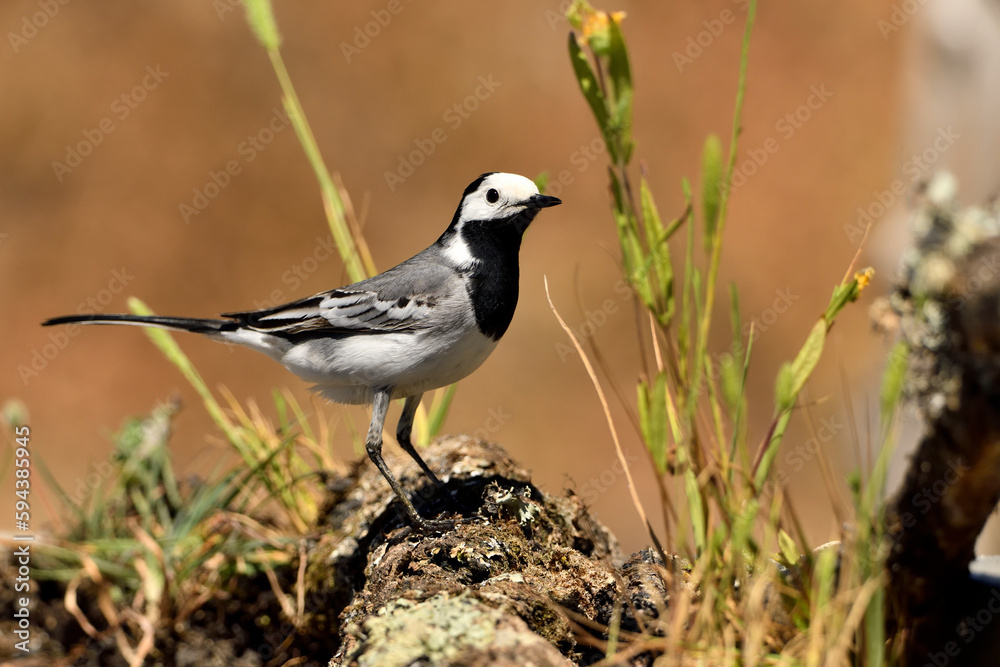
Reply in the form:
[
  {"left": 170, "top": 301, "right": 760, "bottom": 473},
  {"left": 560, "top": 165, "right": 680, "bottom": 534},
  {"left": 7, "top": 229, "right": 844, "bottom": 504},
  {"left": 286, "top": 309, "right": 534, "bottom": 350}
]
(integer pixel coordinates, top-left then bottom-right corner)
[
  {"left": 29, "top": 398, "right": 308, "bottom": 664},
  {"left": 558, "top": 0, "right": 892, "bottom": 661}
]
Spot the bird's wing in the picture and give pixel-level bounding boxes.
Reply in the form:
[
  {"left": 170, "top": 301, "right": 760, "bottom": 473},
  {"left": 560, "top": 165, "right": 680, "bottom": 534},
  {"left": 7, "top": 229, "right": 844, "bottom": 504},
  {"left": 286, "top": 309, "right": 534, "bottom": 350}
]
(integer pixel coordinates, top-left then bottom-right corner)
[{"left": 223, "top": 254, "right": 460, "bottom": 338}]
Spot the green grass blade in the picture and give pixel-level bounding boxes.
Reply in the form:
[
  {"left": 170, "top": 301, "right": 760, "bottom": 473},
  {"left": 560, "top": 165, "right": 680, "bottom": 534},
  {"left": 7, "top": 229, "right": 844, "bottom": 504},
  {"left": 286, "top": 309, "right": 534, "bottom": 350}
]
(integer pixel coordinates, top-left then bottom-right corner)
[
  {"left": 640, "top": 178, "right": 675, "bottom": 325},
  {"left": 240, "top": 0, "right": 281, "bottom": 50},
  {"left": 126, "top": 298, "right": 248, "bottom": 459},
  {"left": 701, "top": 135, "right": 723, "bottom": 252},
  {"left": 637, "top": 373, "right": 668, "bottom": 474},
  {"left": 824, "top": 268, "right": 872, "bottom": 324},
  {"left": 568, "top": 32, "right": 611, "bottom": 145},
  {"left": 605, "top": 17, "right": 634, "bottom": 163},
  {"left": 689, "top": 0, "right": 756, "bottom": 436},
  {"left": 241, "top": 0, "right": 371, "bottom": 282},
  {"left": 755, "top": 410, "right": 791, "bottom": 491},
  {"left": 778, "top": 319, "right": 826, "bottom": 413},
  {"left": 880, "top": 340, "right": 908, "bottom": 430},
  {"left": 683, "top": 464, "right": 706, "bottom": 554},
  {"left": 426, "top": 384, "right": 458, "bottom": 441},
  {"left": 534, "top": 171, "right": 550, "bottom": 195}
]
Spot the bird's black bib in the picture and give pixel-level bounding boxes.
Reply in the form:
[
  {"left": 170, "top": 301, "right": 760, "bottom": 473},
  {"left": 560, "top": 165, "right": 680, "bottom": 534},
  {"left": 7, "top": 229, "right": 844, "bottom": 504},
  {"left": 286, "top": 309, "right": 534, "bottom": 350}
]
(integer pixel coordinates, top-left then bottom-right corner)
[{"left": 458, "top": 216, "right": 534, "bottom": 341}]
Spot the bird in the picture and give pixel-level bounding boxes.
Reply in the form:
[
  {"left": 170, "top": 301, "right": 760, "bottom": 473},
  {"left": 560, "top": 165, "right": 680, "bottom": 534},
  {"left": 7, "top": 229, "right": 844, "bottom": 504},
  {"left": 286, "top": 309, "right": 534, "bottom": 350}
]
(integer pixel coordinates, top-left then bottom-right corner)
[{"left": 43, "top": 172, "right": 561, "bottom": 531}]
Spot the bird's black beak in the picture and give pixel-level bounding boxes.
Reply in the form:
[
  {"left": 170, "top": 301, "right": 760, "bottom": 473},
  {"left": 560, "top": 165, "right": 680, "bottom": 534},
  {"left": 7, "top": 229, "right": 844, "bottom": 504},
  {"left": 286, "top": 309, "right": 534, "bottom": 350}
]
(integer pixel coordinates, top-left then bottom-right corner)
[{"left": 528, "top": 194, "right": 562, "bottom": 209}]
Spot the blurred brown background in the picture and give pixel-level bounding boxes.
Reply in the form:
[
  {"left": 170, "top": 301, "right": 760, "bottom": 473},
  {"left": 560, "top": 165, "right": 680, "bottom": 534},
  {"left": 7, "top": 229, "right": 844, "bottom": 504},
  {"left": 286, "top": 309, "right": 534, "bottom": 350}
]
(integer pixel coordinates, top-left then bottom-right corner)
[{"left": 2, "top": 0, "right": 994, "bottom": 554}]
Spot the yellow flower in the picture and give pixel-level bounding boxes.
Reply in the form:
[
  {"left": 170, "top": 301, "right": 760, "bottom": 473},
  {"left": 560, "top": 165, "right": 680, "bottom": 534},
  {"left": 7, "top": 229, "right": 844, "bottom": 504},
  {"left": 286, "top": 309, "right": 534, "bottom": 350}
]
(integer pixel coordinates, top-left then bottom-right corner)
[
  {"left": 582, "top": 10, "right": 627, "bottom": 37},
  {"left": 580, "top": 10, "right": 626, "bottom": 54},
  {"left": 855, "top": 267, "right": 875, "bottom": 291}
]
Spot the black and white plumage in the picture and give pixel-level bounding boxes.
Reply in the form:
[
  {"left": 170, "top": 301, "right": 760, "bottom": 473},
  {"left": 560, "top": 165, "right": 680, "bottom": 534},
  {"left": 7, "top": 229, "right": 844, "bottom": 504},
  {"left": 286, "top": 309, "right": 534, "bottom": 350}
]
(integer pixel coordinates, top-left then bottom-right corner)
[{"left": 43, "top": 172, "right": 561, "bottom": 530}]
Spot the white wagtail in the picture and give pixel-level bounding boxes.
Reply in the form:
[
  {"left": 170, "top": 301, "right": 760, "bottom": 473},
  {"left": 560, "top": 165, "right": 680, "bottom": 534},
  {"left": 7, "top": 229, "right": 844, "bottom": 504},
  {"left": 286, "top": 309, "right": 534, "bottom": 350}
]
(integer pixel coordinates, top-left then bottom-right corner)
[{"left": 43, "top": 172, "right": 561, "bottom": 530}]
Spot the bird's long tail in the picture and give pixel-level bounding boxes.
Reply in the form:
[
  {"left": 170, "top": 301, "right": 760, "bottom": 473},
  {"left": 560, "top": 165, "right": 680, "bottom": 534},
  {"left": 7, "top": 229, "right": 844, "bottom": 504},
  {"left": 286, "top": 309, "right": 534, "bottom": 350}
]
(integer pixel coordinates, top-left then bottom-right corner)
[{"left": 42, "top": 313, "right": 236, "bottom": 334}]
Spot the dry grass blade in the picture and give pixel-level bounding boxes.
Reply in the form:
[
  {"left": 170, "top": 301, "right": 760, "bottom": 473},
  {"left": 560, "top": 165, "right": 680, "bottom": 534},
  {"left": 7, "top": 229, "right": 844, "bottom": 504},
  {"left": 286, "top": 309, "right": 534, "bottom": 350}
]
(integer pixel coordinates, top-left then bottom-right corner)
[
  {"left": 218, "top": 510, "right": 290, "bottom": 549},
  {"left": 296, "top": 539, "right": 307, "bottom": 622},
  {"left": 63, "top": 552, "right": 124, "bottom": 643},
  {"left": 64, "top": 572, "right": 101, "bottom": 638},
  {"left": 132, "top": 557, "right": 161, "bottom": 626},
  {"left": 128, "top": 517, "right": 168, "bottom": 607},
  {"left": 560, "top": 605, "right": 642, "bottom": 643},
  {"left": 119, "top": 607, "right": 156, "bottom": 667},
  {"left": 544, "top": 276, "right": 663, "bottom": 558},
  {"left": 263, "top": 555, "right": 297, "bottom": 621},
  {"left": 827, "top": 576, "right": 884, "bottom": 665},
  {"left": 265, "top": 628, "right": 298, "bottom": 667}
]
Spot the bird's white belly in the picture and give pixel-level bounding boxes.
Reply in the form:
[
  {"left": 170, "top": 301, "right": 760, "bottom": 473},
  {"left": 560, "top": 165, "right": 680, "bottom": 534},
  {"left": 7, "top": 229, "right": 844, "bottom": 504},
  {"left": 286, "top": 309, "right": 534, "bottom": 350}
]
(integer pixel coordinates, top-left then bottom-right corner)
[{"left": 278, "top": 323, "right": 498, "bottom": 404}]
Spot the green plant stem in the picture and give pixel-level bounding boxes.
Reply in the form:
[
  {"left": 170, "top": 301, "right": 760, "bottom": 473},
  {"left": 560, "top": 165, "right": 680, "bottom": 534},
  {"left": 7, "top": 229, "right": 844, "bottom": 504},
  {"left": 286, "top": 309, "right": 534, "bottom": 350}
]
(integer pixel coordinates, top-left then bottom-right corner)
[
  {"left": 263, "top": 49, "right": 373, "bottom": 282},
  {"left": 687, "top": 0, "right": 756, "bottom": 426}
]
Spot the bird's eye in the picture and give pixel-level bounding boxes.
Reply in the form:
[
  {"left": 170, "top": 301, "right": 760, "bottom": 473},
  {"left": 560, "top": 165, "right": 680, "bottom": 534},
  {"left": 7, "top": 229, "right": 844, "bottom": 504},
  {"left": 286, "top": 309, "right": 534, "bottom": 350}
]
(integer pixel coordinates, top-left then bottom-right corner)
[{"left": 486, "top": 188, "right": 500, "bottom": 204}]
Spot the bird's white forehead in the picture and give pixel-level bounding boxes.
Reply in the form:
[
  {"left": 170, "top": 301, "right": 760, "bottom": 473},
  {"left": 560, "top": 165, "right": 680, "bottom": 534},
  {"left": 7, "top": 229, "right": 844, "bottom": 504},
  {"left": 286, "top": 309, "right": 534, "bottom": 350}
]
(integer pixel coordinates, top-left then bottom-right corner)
[
  {"left": 479, "top": 172, "right": 540, "bottom": 200},
  {"left": 458, "top": 172, "right": 540, "bottom": 223}
]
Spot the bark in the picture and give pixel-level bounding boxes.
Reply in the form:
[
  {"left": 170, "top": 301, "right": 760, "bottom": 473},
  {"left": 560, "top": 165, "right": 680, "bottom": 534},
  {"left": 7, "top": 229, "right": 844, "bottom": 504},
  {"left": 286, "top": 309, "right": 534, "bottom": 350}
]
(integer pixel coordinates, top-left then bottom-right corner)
[
  {"left": 884, "top": 175, "right": 1000, "bottom": 663},
  {"left": 305, "top": 436, "right": 682, "bottom": 667}
]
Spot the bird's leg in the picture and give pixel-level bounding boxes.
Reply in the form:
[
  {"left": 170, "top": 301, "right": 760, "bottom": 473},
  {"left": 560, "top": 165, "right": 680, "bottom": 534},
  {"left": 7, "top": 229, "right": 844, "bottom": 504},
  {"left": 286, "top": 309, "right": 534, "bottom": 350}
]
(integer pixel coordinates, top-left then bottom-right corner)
[
  {"left": 396, "top": 393, "right": 445, "bottom": 489},
  {"left": 366, "top": 388, "right": 452, "bottom": 531}
]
